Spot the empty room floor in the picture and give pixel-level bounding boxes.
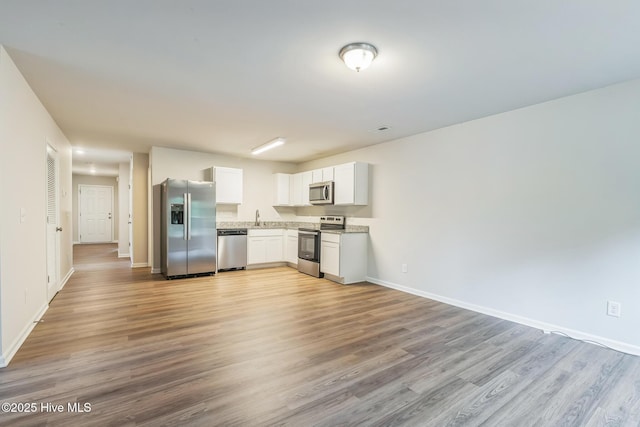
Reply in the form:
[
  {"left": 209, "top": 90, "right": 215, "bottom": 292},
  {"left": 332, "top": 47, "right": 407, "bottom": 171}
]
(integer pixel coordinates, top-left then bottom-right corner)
[{"left": 1, "top": 244, "right": 639, "bottom": 426}]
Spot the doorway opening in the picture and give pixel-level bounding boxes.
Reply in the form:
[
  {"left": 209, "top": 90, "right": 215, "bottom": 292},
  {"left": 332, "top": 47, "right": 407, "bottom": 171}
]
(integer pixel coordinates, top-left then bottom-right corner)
[{"left": 71, "top": 148, "right": 132, "bottom": 262}]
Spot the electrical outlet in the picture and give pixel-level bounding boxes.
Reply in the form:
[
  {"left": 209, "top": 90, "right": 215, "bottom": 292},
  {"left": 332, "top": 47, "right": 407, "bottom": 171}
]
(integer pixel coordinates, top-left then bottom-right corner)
[
  {"left": 607, "top": 301, "right": 621, "bottom": 318},
  {"left": 401, "top": 263, "right": 408, "bottom": 273}
]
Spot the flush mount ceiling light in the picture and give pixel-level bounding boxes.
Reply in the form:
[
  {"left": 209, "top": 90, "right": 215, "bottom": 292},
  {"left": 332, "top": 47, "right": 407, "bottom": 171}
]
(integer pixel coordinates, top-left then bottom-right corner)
[
  {"left": 339, "top": 42, "right": 378, "bottom": 72},
  {"left": 252, "top": 137, "right": 286, "bottom": 155}
]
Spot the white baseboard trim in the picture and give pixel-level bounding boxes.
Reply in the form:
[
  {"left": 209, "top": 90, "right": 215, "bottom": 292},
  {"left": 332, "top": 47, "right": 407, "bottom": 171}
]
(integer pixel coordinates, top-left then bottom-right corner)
[
  {"left": 151, "top": 268, "right": 161, "bottom": 274},
  {"left": 59, "top": 267, "right": 75, "bottom": 291},
  {"left": 0, "top": 302, "right": 49, "bottom": 368},
  {"left": 75, "top": 241, "right": 116, "bottom": 245},
  {"left": 131, "top": 262, "right": 148, "bottom": 268},
  {"left": 247, "top": 262, "right": 287, "bottom": 270},
  {"left": 366, "top": 276, "right": 640, "bottom": 357},
  {"left": 73, "top": 240, "right": 80, "bottom": 245},
  {"left": 118, "top": 252, "right": 130, "bottom": 259}
]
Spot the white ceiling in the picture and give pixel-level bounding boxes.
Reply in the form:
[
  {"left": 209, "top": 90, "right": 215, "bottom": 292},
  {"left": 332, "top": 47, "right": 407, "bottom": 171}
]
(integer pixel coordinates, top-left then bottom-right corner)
[
  {"left": 2, "top": 1, "right": 640, "bottom": 166},
  {"left": 72, "top": 147, "right": 131, "bottom": 177}
]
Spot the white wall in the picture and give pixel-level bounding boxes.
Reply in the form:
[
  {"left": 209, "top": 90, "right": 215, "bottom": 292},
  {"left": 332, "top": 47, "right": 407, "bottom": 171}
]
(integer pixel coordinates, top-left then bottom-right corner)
[
  {"left": 149, "top": 146, "right": 297, "bottom": 270},
  {"left": 0, "top": 46, "right": 73, "bottom": 366},
  {"left": 300, "top": 79, "right": 640, "bottom": 354},
  {"left": 118, "top": 161, "right": 131, "bottom": 258}
]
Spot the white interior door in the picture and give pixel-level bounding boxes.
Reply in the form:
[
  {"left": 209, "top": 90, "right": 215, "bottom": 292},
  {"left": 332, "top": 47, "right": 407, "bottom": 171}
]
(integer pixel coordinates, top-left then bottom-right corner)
[
  {"left": 79, "top": 185, "right": 114, "bottom": 243},
  {"left": 46, "top": 145, "right": 60, "bottom": 302}
]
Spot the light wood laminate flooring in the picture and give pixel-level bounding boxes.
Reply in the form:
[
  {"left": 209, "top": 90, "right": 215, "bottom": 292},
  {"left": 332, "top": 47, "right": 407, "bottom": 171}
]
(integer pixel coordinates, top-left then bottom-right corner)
[{"left": 1, "top": 243, "right": 639, "bottom": 426}]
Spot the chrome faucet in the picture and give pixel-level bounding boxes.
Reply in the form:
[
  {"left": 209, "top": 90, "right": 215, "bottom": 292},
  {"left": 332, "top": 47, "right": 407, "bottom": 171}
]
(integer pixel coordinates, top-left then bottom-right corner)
[{"left": 255, "top": 209, "right": 260, "bottom": 226}]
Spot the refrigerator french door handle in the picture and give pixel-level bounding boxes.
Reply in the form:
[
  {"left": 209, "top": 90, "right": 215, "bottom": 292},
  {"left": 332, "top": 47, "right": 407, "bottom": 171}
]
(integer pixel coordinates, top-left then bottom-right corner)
[
  {"left": 187, "top": 192, "right": 192, "bottom": 240},
  {"left": 183, "top": 193, "right": 188, "bottom": 240}
]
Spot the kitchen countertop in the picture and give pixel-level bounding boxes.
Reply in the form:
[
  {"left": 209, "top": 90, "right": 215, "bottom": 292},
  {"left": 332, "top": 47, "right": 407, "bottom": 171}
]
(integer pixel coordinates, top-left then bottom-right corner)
[
  {"left": 317, "top": 226, "right": 369, "bottom": 234},
  {"left": 217, "top": 221, "right": 368, "bottom": 234}
]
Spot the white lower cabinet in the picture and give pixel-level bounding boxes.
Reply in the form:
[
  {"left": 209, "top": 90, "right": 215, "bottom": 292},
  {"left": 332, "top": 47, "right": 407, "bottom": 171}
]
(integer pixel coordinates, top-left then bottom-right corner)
[
  {"left": 247, "top": 236, "right": 267, "bottom": 264},
  {"left": 245, "top": 229, "right": 367, "bottom": 280},
  {"left": 285, "top": 230, "right": 298, "bottom": 264},
  {"left": 320, "top": 232, "right": 367, "bottom": 284},
  {"left": 248, "top": 229, "right": 284, "bottom": 265},
  {"left": 320, "top": 236, "right": 340, "bottom": 276},
  {"left": 265, "top": 237, "right": 283, "bottom": 262}
]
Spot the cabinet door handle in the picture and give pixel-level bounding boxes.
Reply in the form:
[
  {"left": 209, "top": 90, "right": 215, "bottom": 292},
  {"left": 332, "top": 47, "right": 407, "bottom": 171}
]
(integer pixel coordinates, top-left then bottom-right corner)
[{"left": 56, "top": 227, "right": 63, "bottom": 232}]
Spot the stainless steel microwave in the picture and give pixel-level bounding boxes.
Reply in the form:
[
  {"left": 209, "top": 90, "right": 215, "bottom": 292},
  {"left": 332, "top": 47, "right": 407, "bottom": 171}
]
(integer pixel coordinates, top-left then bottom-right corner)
[{"left": 309, "top": 181, "right": 334, "bottom": 205}]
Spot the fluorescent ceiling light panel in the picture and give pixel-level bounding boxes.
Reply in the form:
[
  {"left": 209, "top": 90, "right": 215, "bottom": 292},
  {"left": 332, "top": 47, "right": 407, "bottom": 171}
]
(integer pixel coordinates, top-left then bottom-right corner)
[{"left": 252, "top": 137, "right": 285, "bottom": 155}]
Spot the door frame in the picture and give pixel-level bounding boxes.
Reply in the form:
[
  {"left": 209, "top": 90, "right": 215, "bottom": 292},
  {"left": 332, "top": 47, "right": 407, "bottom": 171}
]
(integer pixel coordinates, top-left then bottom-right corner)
[
  {"left": 45, "top": 142, "right": 60, "bottom": 302},
  {"left": 78, "top": 184, "right": 115, "bottom": 243},
  {"left": 129, "top": 157, "right": 134, "bottom": 265}
]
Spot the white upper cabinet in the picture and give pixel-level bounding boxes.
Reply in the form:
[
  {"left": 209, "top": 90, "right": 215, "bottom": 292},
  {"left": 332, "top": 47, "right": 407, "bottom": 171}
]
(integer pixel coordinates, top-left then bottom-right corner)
[
  {"left": 273, "top": 172, "right": 311, "bottom": 207},
  {"left": 290, "top": 173, "right": 303, "bottom": 206},
  {"left": 301, "top": 171, "right": 312, "bottom": 205},
  {"left": 273, "top": 162, "right": 368, "bottom": 207},
  {"left": 273, "top": 173, "right": 291, "bottom": 206},
  {"left": 311, "top": 169, "right": 323, "bottom": 184},
  {"left": 214, "top": 167, "right": 243, "bottom": 204},
  {"left": 287, "top": 171, "right": 312, "bottom": 206},
  {"left": 333, "top": 162, "right": 368, "bottom": 205},
  {"left": 311, "top": 167, "right": 334, "bottom": 184},
  {"left": 322, "top": 167, "right": 334, "bottom": 182}
]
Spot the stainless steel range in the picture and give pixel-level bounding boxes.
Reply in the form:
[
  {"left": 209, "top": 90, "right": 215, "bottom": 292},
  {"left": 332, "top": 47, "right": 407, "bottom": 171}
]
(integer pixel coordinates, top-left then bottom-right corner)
[
  {"left": 318, "top": 215, "right": 345, "bottom": 231},
  {"left": 297, "top": 216, "right": 345, "bottom": 278}
]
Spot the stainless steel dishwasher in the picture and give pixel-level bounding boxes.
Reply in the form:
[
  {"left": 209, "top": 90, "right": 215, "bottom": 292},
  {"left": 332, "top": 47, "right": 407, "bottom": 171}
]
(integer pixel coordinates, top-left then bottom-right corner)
[{"left": 217, "top": 229, "right": 248, "bottom": 271}]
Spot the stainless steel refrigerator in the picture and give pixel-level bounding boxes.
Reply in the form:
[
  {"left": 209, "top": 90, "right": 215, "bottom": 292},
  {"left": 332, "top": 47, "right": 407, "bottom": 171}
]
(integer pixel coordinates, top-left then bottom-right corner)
[{"left": 161, "top": 179, "right": 216, "bottom": 278}]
